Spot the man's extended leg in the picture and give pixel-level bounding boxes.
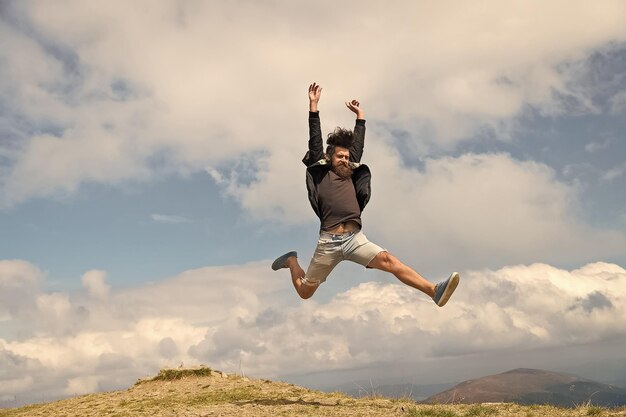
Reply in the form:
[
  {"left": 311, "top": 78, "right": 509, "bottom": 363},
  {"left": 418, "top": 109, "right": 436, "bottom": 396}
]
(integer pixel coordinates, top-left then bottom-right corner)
[
  {"left": 273, "top": 234, "right": 343, "bottom": 299},
  {"left": 272, "top": 251, "right": 320, "bottom": 299},
  {"left": 285, "top": 256, "right": 319, "bottom": 300},
  {"left": 368, "top": 251, "right": 436, "bottom": 296},
  {"left": 367, "top": 251, "right": 459, "bottom": 306}
]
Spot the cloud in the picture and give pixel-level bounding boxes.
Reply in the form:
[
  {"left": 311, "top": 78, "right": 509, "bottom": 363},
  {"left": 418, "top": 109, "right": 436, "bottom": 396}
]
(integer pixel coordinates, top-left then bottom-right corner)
[
  {"left": 0, "top": 259, "right": 43, "bottom": 288},
  {"left": 585, "top": 139, "right": 612, "bottom": 153},
  {"left": 0, "top": 260, "right": 44, "bottom": 321},
  {"left": 150, "top": 213, "right": 192, "bottom": 224},
  {"left": 81, "top": 270, "right": 110, "bottom": 299},
  {"left": 227, "top": 144, "right": 626, "bottom": 272},
  {"left": 1, "top": 258, "right": 626, "bottom": 406},
  {"left": 610, "top": 90, "right": 626, "bottom": 114},
  {"left": 3, "top": 129, "right": 152, "bottom": 204},
  {"left": 576, "top": 291, "right": 613, "bottom": 313},
  {"left": 2, "top": 1, "right": 624, "bottom": 270},
  {"left": 0, "top": 259, "right": 287, "bottom": 406},
  {"left": 601, "top": 163, "right": 626, "bottom": 181},
  {"left": 65, "top": 376, "right": 99, "bottom": 396},
  {"left": 2, "top": 1, "right": 626, "bottom": 206},
  {"left": 367, "top": 149, "right": 626, "bottom": 270}
]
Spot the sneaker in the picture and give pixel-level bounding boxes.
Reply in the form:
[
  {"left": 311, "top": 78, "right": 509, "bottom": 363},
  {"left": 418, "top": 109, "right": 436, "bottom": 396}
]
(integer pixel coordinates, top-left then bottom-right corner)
[
  {"left": 433, "top": 272, "right": 460, "bottom": 307},
  {"left": 271, "top": 251, "right": 297, "bottom": 271}
]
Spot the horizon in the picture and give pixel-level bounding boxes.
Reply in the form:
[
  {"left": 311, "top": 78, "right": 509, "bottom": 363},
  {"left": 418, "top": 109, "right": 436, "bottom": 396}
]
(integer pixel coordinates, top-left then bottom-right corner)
[
  {"left": 2, "top": 364, "right": 626, "bottom": 409},
  {"left": 5, "top": 367, "right": 624, "bottom": 417},
  {"left": 2, "top": 0, "right": 626, "bottom": 408}
]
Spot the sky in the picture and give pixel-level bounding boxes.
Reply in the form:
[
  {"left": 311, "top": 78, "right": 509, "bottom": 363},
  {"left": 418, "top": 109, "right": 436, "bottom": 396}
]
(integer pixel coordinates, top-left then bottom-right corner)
[{"left": 1, "top": 0, "right": 626, "bottom": 407}]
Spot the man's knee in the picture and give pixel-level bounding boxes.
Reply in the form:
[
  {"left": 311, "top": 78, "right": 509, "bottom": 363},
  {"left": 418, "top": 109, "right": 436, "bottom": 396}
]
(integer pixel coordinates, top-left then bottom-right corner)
[
  {"left": 299, "top": 289, "right": 315, "bottom": 300},
  {"left": 298, "top": 276, "right": 320, "bottom": 299},
  {"left": 298, "top": 283, "right": 318, "bottom": 299},
  {"left": 370, "top": 251, "right": 400, "bottom": 272}
]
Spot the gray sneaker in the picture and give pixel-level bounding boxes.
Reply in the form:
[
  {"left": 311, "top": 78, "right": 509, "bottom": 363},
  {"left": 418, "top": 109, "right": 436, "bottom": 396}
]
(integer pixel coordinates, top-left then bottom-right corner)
[
  {"left": 271, "top": 251, "right": 297, "bottom": 271},
  {"left": 433, "top": 272, "right": 460, "bottom": 307}
]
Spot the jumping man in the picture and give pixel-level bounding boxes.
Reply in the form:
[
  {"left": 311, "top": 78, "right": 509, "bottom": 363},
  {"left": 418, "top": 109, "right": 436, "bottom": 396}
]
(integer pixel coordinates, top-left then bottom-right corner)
[{"left": 272, "top": 83, "right": 459, "bottom": 306}]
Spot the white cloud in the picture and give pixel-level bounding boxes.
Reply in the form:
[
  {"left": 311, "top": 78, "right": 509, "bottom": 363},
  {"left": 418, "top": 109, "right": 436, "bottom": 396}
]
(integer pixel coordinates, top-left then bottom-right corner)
[
  {"left": 1, "top": 258, "right": 626, "bottom": 406},
  {"left": 36, "top": 293, "right": 72, "bottom": 320},
  {"left": 0, "top": 260, "right": 45, "bottom": 321},
  {"left": 0, "top": 259, "right": 43, "bottom": 288},
  {"left": 2, "top": 1, "right": 624, "bottom": 270},
  {"left": 81, "top": 270, "right": 110, "bottom": 299},
  {"left": 218, "top": 148, "right": 312, "bottom": 224},
  {"left": 585, "top": 138, "right": 612, "bottom": 153},
  {"left": 2, "top": 1, "right": 626, "bottom": 206},
  {"left": 3, "top": 128, "right": 152, "bottom": 204},
  {"left": 601, "top": 164, "right": 626, "bottom": 181},
  {"left": 610, "top": 90, "right": 626, "bottom": 114},
  {"left": 365, "top": 148, "right": 626, "bottom": 270},
  {"left": 151, "top": 213, "right": 192, "bottom": 224},
  {"left": 65, "top": 376, "right": 99, "bottom": 396},
  {"left": 228, "top": 145, "right": 626, "bottom": 272},
  {"left": 205, "top": 167, "right": 224, "bottom": 185}
]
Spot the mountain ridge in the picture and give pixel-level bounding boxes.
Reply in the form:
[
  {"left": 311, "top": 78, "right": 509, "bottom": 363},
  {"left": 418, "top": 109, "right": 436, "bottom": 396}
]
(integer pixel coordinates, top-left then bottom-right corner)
[{"left": 425, "top": 368, "right": 626, "bottom": 407}]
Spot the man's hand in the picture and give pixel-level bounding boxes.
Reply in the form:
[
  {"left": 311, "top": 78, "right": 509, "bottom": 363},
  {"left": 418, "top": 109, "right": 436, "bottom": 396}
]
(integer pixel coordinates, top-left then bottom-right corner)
[
  {"left": 346, "top": 99, "right": 365, "bottom": 120},
  {"left": 309, "top": 83, "right": 322, "bottom": 112}
]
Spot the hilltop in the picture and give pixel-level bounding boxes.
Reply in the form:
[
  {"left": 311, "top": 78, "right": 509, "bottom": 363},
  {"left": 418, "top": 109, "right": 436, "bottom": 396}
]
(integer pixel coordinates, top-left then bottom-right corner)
[{"left": 1, "top": 367, "right": 626, "bottom": 417}]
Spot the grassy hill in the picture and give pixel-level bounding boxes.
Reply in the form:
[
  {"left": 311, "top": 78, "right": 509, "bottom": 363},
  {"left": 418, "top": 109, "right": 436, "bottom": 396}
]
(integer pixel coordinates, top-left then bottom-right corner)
[
  {"left": 426, "top": 368, "right": 626, "bottom": 407},
  {"left": 1, "top": 367, "right": 626, "bottom": 417}
]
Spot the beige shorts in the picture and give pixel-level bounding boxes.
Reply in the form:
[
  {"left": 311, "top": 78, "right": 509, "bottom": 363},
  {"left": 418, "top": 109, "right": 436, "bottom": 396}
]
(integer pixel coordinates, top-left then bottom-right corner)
[{"left": 301, "top": 230, "right": 386, "bottom": 286}]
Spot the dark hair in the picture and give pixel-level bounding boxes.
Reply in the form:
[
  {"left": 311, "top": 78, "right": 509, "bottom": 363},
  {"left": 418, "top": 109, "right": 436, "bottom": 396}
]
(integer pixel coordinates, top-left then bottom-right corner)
[{"left": 325, "top": 127, "right": 353, "bottom": 158}]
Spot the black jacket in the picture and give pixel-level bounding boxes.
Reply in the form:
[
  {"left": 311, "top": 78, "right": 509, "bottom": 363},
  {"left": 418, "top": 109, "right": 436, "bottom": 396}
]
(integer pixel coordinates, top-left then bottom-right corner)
[{"left": 302, "top": 111, "right": 372, "bottom": 220}]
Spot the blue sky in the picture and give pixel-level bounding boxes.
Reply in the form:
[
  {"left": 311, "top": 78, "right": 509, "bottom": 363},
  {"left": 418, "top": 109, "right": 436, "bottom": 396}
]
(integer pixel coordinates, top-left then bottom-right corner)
[{"left": 1, "top": 0, "right": 626, "bottom": 407}]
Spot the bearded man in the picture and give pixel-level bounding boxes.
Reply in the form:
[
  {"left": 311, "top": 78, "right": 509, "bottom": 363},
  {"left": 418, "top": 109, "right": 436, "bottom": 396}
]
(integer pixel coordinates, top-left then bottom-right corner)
[{"left": 272, "top": 83, "right": 459, "bottom": 306}]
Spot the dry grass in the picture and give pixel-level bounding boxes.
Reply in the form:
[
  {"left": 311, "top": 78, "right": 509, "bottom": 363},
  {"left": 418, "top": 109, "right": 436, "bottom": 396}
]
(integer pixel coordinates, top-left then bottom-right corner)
[
  {"left": 140, "top": 366, "right": 213, "bottom": 382},
  {"left": 1, "top": 368, "right": 626, "bottom": 417}
]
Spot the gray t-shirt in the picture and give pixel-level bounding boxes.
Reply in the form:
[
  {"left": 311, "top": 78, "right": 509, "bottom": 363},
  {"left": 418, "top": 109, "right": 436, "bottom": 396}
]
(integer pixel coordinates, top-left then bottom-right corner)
[{"left": 317, "top": 170, "right": 362, "bottom": 231}]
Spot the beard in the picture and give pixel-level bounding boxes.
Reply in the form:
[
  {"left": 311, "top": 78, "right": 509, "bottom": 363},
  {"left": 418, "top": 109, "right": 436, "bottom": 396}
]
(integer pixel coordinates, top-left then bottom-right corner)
[{"left": 332, "top": 162, "right": 354, "bottom": 179}]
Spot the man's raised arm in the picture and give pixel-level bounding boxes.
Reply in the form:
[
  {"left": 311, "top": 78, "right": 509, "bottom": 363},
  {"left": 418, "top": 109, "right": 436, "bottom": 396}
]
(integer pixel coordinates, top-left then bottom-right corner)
[
  {"left": 303, "top": 83, "right": 324, "bottom": 166},
  {"left": 346, "top": 99, "right": 366, "bottom": 163}
]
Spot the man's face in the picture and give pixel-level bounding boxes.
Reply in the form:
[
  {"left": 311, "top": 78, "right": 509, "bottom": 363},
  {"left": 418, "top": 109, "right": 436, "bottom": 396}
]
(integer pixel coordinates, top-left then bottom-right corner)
[{"left": 330, "top": 146, "right": 353, "bottom": 178}]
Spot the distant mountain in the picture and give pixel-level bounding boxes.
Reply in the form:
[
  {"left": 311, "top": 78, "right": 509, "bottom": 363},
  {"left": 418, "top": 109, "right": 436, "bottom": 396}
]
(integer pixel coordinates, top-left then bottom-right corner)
[{"left": 425, "top": 368, "right": 626, "bottom": 407}]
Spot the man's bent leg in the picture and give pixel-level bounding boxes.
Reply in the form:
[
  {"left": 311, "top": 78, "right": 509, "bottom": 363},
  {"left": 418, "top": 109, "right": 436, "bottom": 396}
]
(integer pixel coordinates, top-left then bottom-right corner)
[
  {"left": 286, "top": 256, "right": 319, "bottom": 299},
  {"left": 367, "top": 251, "right": 436, "bottom": 297}
]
